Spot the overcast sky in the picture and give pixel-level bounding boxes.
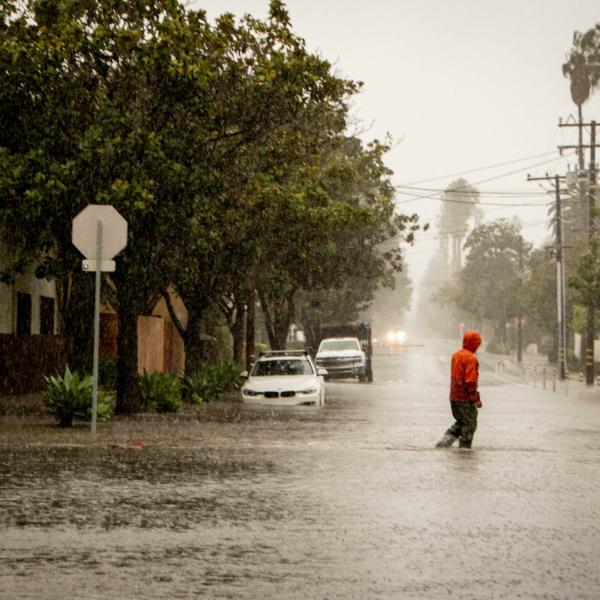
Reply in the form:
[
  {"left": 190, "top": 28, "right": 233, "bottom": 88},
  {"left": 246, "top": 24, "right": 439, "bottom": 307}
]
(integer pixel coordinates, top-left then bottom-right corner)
[{"left": 196, "top": 0, "right": 600, "bottom": 286}]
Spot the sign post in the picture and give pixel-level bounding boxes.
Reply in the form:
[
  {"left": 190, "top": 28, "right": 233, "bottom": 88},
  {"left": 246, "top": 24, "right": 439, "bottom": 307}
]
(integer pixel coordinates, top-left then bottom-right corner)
[{"left": 72, "top": 205, "right": 128, "bottom": 433}]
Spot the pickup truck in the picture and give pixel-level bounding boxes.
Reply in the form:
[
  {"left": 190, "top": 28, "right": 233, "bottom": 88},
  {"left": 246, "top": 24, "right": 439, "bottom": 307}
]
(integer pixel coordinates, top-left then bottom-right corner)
[{"left": 311, "top": 322, "right": 373, "bottom": 382}]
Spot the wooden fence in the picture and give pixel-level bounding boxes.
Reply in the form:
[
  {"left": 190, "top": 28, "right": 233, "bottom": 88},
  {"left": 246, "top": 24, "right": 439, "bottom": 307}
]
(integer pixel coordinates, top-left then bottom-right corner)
[{"left": 0, "top": 334, "right": 70, "bottom": 395}]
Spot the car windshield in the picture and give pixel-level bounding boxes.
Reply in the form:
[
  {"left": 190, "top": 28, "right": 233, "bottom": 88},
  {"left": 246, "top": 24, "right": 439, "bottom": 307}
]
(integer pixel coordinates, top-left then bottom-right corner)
[
  {"left": 319, "top": 339, "right": 360, "bottom": 352},
  {"left": 252, "top": 359, "right": 314, "bottom": 377}
]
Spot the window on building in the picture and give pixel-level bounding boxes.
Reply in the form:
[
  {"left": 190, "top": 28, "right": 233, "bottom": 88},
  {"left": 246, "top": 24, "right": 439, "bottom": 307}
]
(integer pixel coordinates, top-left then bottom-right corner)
[
  {"left": 16, "top": 292, "right": 32, "bottom": 334},
  {"left": 40, "top": 296, "right": 55, "bottom": 335}
]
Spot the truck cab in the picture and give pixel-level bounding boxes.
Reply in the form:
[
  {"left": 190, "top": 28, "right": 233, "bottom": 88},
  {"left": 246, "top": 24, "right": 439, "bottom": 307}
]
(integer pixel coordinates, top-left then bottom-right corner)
[{"left": 311, "top": 323, "right": 373, "bottom": 383}]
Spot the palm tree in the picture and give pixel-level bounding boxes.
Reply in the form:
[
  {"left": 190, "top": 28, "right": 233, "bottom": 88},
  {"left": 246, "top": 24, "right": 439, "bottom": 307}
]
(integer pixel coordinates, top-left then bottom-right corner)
[{"left": 562, "top": 26, "right": 600, "bottom": 169}]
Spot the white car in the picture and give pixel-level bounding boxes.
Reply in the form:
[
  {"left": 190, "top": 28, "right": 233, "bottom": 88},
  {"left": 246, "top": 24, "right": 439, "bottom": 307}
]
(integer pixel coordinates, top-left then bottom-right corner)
[
  {"left": 241, "top": 352, "right": 327, "bottom": 406},
  {"left": 315, "top": 337, "right": 368, "bottom": 382}
]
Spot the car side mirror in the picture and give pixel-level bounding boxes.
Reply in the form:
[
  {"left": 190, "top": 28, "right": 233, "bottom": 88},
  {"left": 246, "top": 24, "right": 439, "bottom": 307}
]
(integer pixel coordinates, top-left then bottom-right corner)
[
  {"left": 317, "top": 368, "right": 328, "bottom": 377},
  {"left": 240, "top": 370, "right": 249, "bottom": 379}
]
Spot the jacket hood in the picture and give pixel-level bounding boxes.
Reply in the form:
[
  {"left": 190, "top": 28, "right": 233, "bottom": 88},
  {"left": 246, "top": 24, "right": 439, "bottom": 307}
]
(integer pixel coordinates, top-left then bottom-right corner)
[{"left": 462, "top": 330, "right": 482, "bottom": 352}]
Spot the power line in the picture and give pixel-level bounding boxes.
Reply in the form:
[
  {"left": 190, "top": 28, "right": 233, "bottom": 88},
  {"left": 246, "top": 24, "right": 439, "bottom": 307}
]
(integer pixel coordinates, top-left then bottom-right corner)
[
  {"left": 395, "top": 185, "right": 548, "bottom": 196},
  {"left": 394, "top": 153, "right": 575, "bottom": 205},
  {"left": 396, "top": 189, "right": 550, "bottom": 207},
  {"left": 396, "top": 151, "right": 562, "bottom": 186}
]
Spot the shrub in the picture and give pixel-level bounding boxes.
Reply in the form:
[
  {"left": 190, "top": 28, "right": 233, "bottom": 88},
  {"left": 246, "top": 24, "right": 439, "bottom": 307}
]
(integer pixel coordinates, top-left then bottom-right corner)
[
  {"left": 139, "top": 371, "right": 182, "bottom": 413},
  {"left": 183, "top": 362, "right": 243, "bottom": 404},
  {"left": 43, "top": 367, "right": 112, "bottom": 427}
]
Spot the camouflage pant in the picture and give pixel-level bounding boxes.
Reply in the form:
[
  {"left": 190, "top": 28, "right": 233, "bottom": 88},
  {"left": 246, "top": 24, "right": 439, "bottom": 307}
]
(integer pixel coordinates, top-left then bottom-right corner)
[{"left": 445, "top": 401, "right": 478, "bottom": 447}]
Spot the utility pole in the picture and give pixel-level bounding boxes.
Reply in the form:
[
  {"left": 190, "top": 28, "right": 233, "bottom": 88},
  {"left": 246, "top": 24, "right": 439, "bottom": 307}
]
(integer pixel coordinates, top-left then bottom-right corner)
[
  {"left": 527, "top": 174, "right": 568, "bottom": 379},
  {"left": 588, "top": 122, "right": 597, "bottom": 384},
  {"left": 517, "top": 236, "right": 524, "bottom": 364},
  {"left": 559, "top": 119, "right": 600, "bottom": 385}
]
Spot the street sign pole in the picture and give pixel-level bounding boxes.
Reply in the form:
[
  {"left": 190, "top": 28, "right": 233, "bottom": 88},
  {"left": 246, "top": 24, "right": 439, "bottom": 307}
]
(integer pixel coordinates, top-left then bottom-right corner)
[
  {"left": 91, "top": 220, "right": 102, "bottom": 434},
  {"left": 72, "top": 204, "right": 128, "bottom": 433}
]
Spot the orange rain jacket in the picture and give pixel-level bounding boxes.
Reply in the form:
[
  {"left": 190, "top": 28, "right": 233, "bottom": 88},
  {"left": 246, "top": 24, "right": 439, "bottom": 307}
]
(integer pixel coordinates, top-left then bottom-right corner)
[{"left": 449, "top": 330, "right": 482, "bottom": 405}]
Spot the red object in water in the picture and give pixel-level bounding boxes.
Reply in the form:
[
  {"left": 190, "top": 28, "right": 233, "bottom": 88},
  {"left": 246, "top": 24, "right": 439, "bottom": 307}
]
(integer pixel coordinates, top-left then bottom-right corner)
[{"left": 110, "top": 440, "right": 144, "bottom": 450}]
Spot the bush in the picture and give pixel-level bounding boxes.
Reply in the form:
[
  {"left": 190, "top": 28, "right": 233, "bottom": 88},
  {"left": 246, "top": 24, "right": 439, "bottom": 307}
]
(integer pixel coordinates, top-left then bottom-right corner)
[
  {"left": 183, "top": 362, "right": 243, "bottom": 404},
  {"left": 43, "top": 367, "right": 112, "bottom": 427},
  {"left": 139, "top": 371, "right": 182, "bottom": 414}
]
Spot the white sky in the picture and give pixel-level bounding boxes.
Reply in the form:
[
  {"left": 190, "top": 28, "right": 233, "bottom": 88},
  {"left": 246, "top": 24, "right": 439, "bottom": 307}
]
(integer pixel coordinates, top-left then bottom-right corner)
[{"left": 196, "top": 0, "right": 600, "bottom": 286}]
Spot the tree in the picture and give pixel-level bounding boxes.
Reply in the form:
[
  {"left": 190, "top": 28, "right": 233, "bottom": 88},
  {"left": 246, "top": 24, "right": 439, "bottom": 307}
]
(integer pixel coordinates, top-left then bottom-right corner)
[
  {"left": 448, "top": 219, "right": 531, "bottom": 346},
  {"left": 563, "top": 25, "right": 600, "bottom": 106},
  {"left": 0, "top": 0, "right": 261, "bottom": 409},
  {"left": 522, "top": 243, "right": 558, "bottom": 353},
  {"left": 570, "top": 238, "right": 600, "bottom": 308},
  {"left": 0, "top": 0, "right": 425, "bottom": 411},
  {"left": 160, "top": 2, "right": 365, "bottom": 370}
]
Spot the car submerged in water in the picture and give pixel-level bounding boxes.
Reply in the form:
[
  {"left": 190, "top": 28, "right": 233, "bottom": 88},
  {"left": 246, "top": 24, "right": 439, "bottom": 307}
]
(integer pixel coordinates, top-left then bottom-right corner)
[{"left": 240, "top": 351, "right": 327, "bottom": 406}]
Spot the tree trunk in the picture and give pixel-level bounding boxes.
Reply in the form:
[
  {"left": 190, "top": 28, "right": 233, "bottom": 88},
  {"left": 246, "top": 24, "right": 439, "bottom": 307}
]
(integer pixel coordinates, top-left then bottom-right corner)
[
  {"left": 246, "top": 288, "right": 256, "bottom": 369},
  {"left": 115, "top": 303, "right": 142, "bottom": 415},
  {"left": 184, "top": 318, "right": 206, "bottom": 376},
  {"left": 220, "top": 294, "right": 246, "bottom": 364},
  {"left": 60, "top": 271, "right": 95, "bottom": 373},
  {"left": 258, "top": 289, "right": 295, "bottom": 350},
  {"left": 245, "top": 268, "right": 257, "bottom": 370},
  {"left": 258, "top": 289, "right": 277, "bottom": 349},
  {"left": 231, "top": 299, "right": 246, "bottom": 364}
]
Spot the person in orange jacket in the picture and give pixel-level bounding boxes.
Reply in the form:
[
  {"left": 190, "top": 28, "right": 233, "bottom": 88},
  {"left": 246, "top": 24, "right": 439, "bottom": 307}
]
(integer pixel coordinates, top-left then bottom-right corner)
[{"left": 436, "top": 330, "right": 483, "bottom": 449}]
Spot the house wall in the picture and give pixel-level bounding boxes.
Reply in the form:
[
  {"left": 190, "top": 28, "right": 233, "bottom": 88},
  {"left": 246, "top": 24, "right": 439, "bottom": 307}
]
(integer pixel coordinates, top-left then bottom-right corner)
[{"left": 0, "top": 244, "right": 57, "bottom": 335}]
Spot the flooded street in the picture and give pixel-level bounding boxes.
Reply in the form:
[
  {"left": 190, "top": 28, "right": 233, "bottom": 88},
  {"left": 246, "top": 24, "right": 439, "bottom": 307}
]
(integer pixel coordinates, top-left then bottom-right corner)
[{"left": 2, "top": 342, "right": 600, "bottom": 599}]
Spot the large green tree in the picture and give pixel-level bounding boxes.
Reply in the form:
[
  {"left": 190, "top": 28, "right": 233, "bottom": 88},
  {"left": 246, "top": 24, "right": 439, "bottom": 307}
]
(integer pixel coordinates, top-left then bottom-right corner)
[
  {"left": 447, "top": 219, "right": 530, "bottom": 345},
  {"left": 0, "top": 0, "right": 424, "bottom": 410}
]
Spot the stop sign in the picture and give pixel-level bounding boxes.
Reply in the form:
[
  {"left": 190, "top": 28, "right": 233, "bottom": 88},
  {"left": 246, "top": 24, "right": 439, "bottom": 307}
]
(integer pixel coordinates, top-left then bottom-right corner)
[{"left": 72, "top": 205, "right": 128, "bottom": 260}]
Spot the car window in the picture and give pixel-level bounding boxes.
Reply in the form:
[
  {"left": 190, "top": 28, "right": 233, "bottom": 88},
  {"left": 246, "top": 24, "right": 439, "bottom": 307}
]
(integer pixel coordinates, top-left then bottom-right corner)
[
  {"left": 318, "top": 339, "right": 360, "bottom": 352},
  {"left": 252, "top": 359, "right": 314, "bottom": 376}
]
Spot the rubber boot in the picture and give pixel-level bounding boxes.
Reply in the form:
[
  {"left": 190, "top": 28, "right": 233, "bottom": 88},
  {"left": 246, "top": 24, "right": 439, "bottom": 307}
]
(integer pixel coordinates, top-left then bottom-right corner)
[
  {"left": 436, "top": 432, "right": 457, "bottom": 448},
  {"left": 458, "top": 439, "right": 472, "bottom": 449}
]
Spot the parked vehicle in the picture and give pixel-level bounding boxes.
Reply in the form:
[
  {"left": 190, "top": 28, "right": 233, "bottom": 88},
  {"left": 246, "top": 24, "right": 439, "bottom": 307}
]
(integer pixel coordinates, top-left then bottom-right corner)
[
  {"left": 240, "top": 351, "right": 327, "bottom": 406},
  {"left": 311, "top": 322, "right": 373, "bottom": 382}
]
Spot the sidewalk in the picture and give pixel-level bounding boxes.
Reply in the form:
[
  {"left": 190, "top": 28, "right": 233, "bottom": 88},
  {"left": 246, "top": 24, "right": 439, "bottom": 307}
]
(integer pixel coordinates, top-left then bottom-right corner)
[{"left": 492, "top": 350, "right": 600, "bottom": 400}]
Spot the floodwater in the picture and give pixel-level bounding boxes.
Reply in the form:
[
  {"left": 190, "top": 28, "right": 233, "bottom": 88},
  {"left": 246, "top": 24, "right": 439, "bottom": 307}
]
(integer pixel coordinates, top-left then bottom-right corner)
[{"left": 2, "top": 341, "right": 600, "bottom": 599}]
